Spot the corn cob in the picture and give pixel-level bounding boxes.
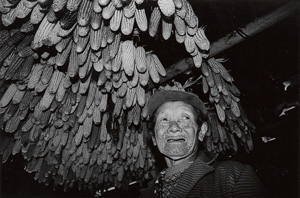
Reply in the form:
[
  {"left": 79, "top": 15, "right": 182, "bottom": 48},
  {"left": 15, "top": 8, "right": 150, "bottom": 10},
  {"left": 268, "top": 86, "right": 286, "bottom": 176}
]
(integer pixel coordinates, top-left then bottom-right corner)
[
  {"left": 136, "top": 84, "right": 145, "bottom": 107},
  {"left": 43, "top": 22, "right": 62, "bottom": 46},
  {"left": 99, "top": 92, "right": 107, "bottom": 112},
  {"left": 111, "top": 46, "right": 122, "bottom": 72},
  {"left": 49, "top": 70, "right": 64, "bottom": 94},
  {"left": 93, "top": 58, "right": 104, "bottom": 72},
  {"left": 78, "top": 43, "right": 91, "bottom": 66},
  {"left": 174, "top": 13, "right": 186, "bottom": 35},
  {"left": 135, "top": 7, "right": 147, "bottom": 32},
  {"left": 19, "top": 91, "right": 33, "bottom": 111},
  {"left": 0, "top": 66, "right": 8, "bottom": 80},
  {"left": 20, "top": 20, "right": 35, "bottom": 33},
  {"left": 134, "top": 46, "right": 146, "bottom": 73},
  {"left": 52, "top": 0, "right": 67, "bottom": 12},
  {"left": 46, "top": 7, "right": 58, "bottom": 23},
  {"left": 15, "top": 34, "right": 34, "bottom": 53},
  {"left": 157, "top": 0, "right": 175, "bottom": 17},
  {"left": 0, "top": 30, "right": 10, "bottom": 47},
  {"left": 39, "top": 87, "right": 55, "bottom": 111},
  {"left": 100, "top": 25, "right": 108, "bottom": 48},
  {"left": 78, "top": 0, "right": 92, "bottom": 26},
  {"left": 83, "top": 114, "right": 93, "bottom": 138},
  {"left": 151, "top": 54, "right": 166, "bottom": 77},
  {"left": 122, "top": 40, "right": 135, "bottom": 76},
  {"left": 194, "top": 27, "right": 210, "bottom": 51},
  {"left": 57, "top": 23, "right": 76, "bottom": 38},
  {"left": 139, "top": 69, "right": 149, "bottom": 87},
  {"left": 67, "top": 0, "right": 82, "bottom": 11},
  {"left": 106, "top": 27, "right": 115, "bottom": 45},
  {"left": 90, "top": 26, "right": 102, "bottom": 51},
  {"left": 98, "top": 0, "right": 110, "bottom": 7},
  {"left": 30, "top": 3, "right": 45, "bottom": 24},
  {"left": 4, "top": 56, "right": 24, "bottom": 80},
  {"left": 102, "top": 46, "right": 110, "bottom": 64},
  {"left": 1, "top": 7, "right": 16, "bottom": 26},
  {"left": 109, "top": 32, "right": 120, "bottom": 59},
  {"left": 56, "top": 38, "right": 73, "bottom": 66},
  {"left": 27, "top": 64, "right": 44, "bottom": 89},
  {"left": 68, "top": 42, "right": 79, "bottom": 78},
  {"left": 60, "top": 10, "right": 78, "bottom": 30},
  {"left": 99, "top": 112, "right": 108, "bottom": 142},
  {"left": 55, "top": 36, "right": 71, "bottom": 53},
  {"left": 76, "top": 33, "right": 90, "bottom": 53},
  {"left": 116, "top": 82, "right": 126, "bottom": 97},
  {"left": 121, "top": 14, "right": 134, "bottom": 35},
  {"left": 12, "top": 137, "right": 22, "bottom": 155},
  {"left": 109, "top": 8, "right": 122, "bottom": 32},
  {"left": 123, "top": 0, "right": 135, "bottom": 18},
  {"left": 79, "top": 71, "right": 92, "bottom": 94},
  {"left": 55, "top": 79, "right": 67, "bottom": 102},
  {"left": 78, "top": 23, "right": 90, "bottom": 37},
  {"left": 0, "top": 83, "right": 17, "bottom": 107},
  {"left": 79, "top": 55, "right": 92, "bottom": 79},
  {"left": 104, "top": 79, "right": 112, "bottom": 93},
  {"left": 0, "top": 0, "right": 11, "bottom": 14},
  {"left": 2, "top": 140, "right": 14, "bottom": 163},
  {"left": 162, "top": 17, "right": 172, "bottom": 40},
  {"left": 78, "top": 105, "right": 88, "bottom": 124},
  {"left": 90, "top": 10, "right": 101, "bottom": 30},
  {"left": 231, "top": 100, "right": 241, "bottom": 118},
  {"left": 128, "top": 67, "right": 138, "bottom": 88},
  {"left": 149, "top": 7, "right": 161, "bottom": 37},
  {"left": 92, "top": 0, "right": 101, "bottom": 13},
  {"left": 11, "top": 88, "right": 25, "bottom": 105},
  {"left": 0, "top": 45, "right": 15, "bottom": 63},
  {"left": 191, "top": 50, "right": 202, "bottom": 68},
  {"left": 146, "top": 54, "right": 160, "bottom": 84},
  {"left": 3, "top": 50, "right": 16, "bottom": 66},
  {"left": 102, "top": 0, "right": 115, "bottom": 20},
  {"left": 18, "top": 46, "right": 34, "bottom": 58},
  {"left": 32, "top": 16, "right": 56, "bottom": 49},
  {"left": 97, "top": 69, "right": 107, "bottom": 86},
  {"left": 125, "top": 86, "right": 136, "bottom": 108},
  {"left": 210, "top": 58, "right": 233, "bottom": 83},
  {"left": 184, "top": 34, "right": 196, "bottom": 55},
  {"left": 92, "top": 104, "right": 101, "bottom": 124},
  {"left": 184, "top": 2, "right": 197, "bottom": 28},
  {"left": 85, "top": 81, "right": 96, "bottom": 110}
]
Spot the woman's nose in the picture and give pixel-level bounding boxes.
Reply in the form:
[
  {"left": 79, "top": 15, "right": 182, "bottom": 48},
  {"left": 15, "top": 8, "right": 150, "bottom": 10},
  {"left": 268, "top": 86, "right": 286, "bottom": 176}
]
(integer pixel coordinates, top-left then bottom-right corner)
[{"left": 168, "top": 121, "right": 182, "bottom": 133}]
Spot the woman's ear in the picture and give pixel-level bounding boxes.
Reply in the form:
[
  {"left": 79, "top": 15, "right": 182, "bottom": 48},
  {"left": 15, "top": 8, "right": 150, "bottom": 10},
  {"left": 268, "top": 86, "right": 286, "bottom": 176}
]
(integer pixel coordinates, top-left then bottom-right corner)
[{"left": 198, "top": 122, "right": 208, "bottom": 142}]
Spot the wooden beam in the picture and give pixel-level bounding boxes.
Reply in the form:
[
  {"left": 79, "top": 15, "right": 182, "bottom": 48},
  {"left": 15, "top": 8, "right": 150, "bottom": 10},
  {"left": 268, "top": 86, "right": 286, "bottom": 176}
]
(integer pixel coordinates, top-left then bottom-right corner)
[{"left": 147, "top": 2, "right": 299, "bottom": 90}]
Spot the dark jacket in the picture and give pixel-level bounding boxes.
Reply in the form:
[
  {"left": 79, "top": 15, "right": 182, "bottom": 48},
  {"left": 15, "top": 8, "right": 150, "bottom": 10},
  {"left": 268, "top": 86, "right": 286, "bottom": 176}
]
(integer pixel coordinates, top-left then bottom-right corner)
[{"left": 140, "top": 151, "right": 267, "bottom": 198}]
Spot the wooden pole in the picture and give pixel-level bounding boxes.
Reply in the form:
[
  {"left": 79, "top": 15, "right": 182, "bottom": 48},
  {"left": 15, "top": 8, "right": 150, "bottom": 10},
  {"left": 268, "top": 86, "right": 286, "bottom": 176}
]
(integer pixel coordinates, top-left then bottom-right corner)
[{"left": 147, "top": 2, "right": 299, "bottom": 90}]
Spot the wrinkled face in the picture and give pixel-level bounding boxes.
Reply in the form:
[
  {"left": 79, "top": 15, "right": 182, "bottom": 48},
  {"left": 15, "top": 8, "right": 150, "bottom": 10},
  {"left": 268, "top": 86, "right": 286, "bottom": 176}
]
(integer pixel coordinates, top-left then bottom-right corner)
[{"left": 154, "top": 101, "right": 199, "bottom": 161}]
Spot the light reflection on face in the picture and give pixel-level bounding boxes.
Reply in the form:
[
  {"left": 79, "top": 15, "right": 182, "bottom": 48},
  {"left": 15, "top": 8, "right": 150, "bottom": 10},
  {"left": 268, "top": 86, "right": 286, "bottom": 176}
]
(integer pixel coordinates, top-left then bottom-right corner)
[{"left": 154, "top": 101, "right": 199, "bottom": 161}]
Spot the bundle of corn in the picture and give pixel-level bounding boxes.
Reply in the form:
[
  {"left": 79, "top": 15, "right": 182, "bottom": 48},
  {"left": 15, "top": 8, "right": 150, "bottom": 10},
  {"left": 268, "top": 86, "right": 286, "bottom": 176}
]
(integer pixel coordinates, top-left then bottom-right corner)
[{"left": 0, "top": 0, "right": 254, "bottom": 192}]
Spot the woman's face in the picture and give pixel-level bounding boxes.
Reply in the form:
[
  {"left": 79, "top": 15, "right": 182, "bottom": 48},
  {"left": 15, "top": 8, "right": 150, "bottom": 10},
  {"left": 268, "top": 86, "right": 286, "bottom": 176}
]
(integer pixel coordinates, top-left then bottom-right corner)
[{"left": 154, "top": 101, "right": 199, "bottom": 161}]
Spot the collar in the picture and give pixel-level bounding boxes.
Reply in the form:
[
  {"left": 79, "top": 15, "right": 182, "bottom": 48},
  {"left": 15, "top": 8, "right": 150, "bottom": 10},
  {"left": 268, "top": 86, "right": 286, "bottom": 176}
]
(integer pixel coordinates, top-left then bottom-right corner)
[
  {"left": 139, "top": 151, "right": 219, "bottom": 198},
  {"left": 169, "top": 151, "right": 218, "bottom": 198}
]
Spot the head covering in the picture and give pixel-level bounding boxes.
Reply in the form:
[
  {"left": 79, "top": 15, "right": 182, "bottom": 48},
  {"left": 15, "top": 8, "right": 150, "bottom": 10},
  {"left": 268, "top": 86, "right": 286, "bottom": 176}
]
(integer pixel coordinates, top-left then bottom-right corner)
[{"left": 146, "top": 90, "right": 207, "bottom": 118}]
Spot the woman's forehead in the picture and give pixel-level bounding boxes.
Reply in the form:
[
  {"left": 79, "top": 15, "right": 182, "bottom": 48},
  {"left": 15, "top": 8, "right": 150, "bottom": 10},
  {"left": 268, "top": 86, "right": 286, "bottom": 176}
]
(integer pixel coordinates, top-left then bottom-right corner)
[{"left": 156, "top": 101, "right": 195, "bottom": 116}]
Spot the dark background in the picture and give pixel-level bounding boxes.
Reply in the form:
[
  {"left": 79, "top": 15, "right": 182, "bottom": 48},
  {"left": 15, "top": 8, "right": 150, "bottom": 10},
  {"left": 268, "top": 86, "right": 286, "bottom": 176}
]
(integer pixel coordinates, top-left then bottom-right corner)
[{"left": 1, "top": 1, "right": 299, "bottom": 197}]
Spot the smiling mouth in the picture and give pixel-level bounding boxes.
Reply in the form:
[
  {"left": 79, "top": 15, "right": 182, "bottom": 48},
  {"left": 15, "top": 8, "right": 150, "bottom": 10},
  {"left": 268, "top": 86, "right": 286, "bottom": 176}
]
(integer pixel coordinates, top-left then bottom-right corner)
[{"left": 167, "top": 138, "right": 186, "bottom": 143}]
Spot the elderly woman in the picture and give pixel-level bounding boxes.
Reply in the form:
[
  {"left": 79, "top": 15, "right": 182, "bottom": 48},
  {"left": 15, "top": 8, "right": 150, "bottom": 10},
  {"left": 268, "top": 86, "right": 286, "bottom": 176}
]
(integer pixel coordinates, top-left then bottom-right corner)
[{"left": 140, "top": 90, "right": 267, "bottom": 198}]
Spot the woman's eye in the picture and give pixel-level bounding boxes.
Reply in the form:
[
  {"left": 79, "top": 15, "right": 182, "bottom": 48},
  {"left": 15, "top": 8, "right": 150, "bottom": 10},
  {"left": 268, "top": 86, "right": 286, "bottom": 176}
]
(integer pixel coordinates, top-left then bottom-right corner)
[
  {"left": 162, "top": 118, "right": 168, "bottom": 122},
  {"left": 183, "top": 116, "right": 190, "bottom": 120}
]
